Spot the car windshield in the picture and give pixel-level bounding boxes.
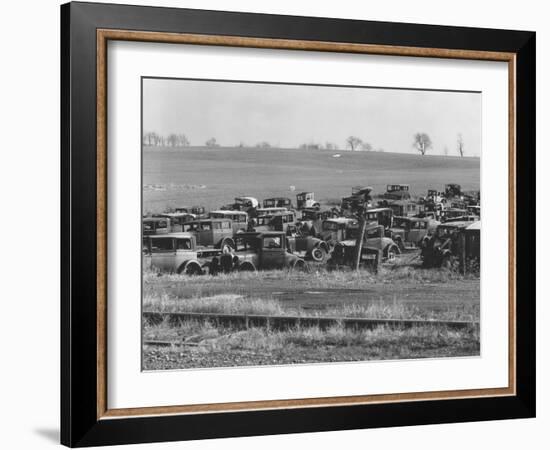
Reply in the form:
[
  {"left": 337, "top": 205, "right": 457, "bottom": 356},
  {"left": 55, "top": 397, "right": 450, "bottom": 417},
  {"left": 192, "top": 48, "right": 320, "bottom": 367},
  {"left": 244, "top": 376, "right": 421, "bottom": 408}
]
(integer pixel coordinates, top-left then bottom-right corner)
[
  {"left": 322, "top": 221, "right": 341, "bottom": 231},
  {"left": 176, "top": 238, "right": 192, "bottom": 250},
  {"left": 263, "top": 236, "right": 282, "bottom": 249},
  {"left": 393, "top": 218, "right": 410, "bottom": 228},
  {"left": 437, "top": 227, "right": 456, "bottom": 237}
]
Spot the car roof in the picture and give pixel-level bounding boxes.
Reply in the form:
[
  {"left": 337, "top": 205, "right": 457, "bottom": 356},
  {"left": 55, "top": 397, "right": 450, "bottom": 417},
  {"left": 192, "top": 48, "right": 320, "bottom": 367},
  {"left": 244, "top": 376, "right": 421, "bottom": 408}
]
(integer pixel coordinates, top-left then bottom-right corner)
[
  {"left": 439, "top": 221, "right": 471, "bottom": 229},
  {"left": 210, "top": 210, "right": 247, "bottom": 215},
  {"left": 366, "top": 207, "right": 392, "bottom": 213},
  {"left": 190, "top": 218, "right": 231, "bottom": 223},
  {"left": 325, "top": 217, "right": 357, "bottom": 224},
  {"left": 146, "top": 232, "right": 195, "bottom": 239},
  {"left": 143, "top": 217, "right": 169, "bottom": 222}
]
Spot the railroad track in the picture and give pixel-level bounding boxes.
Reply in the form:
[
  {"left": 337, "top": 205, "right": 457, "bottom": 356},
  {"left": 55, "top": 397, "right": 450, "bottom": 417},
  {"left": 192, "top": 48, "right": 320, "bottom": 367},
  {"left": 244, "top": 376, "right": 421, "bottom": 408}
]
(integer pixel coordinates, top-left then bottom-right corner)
[{"left": 143, "top": 310, "right": 478, "bottom": 333}]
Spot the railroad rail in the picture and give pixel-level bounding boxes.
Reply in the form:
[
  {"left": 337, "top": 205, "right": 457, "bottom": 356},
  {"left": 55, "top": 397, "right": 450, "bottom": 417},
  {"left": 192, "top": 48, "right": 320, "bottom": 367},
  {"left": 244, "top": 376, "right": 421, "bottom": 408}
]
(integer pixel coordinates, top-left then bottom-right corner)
[{"left": 143, "top": 310, "right": 478, "bottom": 332}]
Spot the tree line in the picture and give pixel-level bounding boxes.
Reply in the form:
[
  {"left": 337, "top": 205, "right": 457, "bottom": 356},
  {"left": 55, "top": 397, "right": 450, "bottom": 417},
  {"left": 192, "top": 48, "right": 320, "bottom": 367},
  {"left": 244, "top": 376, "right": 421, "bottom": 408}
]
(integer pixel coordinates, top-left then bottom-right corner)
[{"left": 143, "top": 131, "right": 469, "bottom": 156}]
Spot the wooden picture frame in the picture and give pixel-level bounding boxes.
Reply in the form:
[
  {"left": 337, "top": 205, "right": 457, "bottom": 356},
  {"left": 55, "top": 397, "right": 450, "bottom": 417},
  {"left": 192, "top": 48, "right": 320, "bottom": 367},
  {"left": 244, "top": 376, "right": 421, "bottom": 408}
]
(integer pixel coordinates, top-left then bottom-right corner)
[{"left": 61, "top": 2, "right": 535, "bottom": 447}]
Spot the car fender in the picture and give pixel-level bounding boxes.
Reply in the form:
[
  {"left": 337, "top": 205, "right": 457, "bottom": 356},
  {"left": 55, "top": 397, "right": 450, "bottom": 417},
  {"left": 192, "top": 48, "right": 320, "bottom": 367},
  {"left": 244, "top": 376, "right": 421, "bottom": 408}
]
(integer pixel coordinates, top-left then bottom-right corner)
[{"left": 177, "top": 259, "right": 202, "bottom": 274}]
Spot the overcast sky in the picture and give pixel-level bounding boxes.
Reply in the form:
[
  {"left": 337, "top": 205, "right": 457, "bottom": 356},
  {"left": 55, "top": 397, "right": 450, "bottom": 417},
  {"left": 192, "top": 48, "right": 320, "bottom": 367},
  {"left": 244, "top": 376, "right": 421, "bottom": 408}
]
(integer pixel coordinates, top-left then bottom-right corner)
[{"left": 143, "top": 78, "right": 481, "bottom": 156}]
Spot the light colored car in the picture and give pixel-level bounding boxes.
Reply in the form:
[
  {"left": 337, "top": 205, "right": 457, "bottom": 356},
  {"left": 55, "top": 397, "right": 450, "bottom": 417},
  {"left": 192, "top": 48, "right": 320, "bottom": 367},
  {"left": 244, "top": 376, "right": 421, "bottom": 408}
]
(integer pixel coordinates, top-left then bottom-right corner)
[{"left": 142, "top": 233, "right": 221, "bottom": 274}]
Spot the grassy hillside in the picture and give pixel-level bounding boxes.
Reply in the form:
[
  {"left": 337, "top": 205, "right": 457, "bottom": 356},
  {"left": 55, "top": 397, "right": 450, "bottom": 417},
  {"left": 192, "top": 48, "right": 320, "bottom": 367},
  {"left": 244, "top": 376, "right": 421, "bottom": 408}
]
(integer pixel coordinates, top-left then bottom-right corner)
[{"left": 143, "top": 146, "right": 480, "bottom": 213}]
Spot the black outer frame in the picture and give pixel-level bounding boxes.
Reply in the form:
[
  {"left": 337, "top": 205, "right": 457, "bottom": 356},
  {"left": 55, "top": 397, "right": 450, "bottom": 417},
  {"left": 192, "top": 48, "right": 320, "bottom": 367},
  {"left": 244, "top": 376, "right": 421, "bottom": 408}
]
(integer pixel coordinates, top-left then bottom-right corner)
[{"left": 61, "top": 1, "right": 535, "bottom": 447}]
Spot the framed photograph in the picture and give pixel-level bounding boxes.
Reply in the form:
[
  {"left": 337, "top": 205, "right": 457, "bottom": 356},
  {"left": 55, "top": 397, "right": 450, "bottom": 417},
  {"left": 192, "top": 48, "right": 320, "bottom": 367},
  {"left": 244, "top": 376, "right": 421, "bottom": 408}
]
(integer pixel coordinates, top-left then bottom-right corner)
[{"left": 61, "top": 2, "right": 535, "bottom": 447}]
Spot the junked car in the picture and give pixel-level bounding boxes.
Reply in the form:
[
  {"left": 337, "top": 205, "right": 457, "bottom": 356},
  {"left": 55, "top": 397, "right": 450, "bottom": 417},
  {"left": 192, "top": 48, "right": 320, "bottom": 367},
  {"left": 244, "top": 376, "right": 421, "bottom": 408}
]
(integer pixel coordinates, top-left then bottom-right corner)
[
  {"left": 142, "top": 233, "right": 221, "bottom": 275},
  {"left": 217, "top": 231, "right": 307, "bottom": 272},
  {"left": 209, "top": 210, "right": 248, "bottom": 234},
  {"left": 182, "top": 218, "right": 235, "bottom": 252},
  {"left": 387, "top": 216, "right": 440, "bottom": 250},
  {"left": 143, "top": 217, "right": 170, "bottom": 235},
  {"left": 421, "top": 221, "right": 472, "bottom": 268},
  {"left": 262, "top": 197, "right": 293, "bottom": 209},
  {"left": 296, "top": 192, "right": 320, "bottom": 210}
]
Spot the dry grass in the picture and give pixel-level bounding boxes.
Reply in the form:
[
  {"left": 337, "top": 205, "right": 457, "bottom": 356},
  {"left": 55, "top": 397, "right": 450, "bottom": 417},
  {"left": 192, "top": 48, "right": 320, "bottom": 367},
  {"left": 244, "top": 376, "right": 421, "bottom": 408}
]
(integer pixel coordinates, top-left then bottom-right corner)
[{"left": 143, "top": 319, "right": 480, "bottom": 369}]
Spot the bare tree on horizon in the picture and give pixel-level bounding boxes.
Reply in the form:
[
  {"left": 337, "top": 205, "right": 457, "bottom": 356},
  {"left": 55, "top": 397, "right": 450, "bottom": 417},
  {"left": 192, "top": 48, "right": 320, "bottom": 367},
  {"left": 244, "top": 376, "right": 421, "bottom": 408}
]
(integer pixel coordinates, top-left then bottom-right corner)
[{"left": 413, "top": 132, "right": 432, "bottom": 156}]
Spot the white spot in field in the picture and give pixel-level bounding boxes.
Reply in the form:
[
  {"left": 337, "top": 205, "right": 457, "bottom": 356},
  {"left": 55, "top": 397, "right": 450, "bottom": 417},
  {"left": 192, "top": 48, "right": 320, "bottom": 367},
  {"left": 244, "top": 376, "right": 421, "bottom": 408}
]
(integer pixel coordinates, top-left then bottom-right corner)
[
  {"left": 332, "top": 154, "right": 341, "bottom": 158},
  {"left": 289, "top": 185, "right": 295, "bottom": 191}
]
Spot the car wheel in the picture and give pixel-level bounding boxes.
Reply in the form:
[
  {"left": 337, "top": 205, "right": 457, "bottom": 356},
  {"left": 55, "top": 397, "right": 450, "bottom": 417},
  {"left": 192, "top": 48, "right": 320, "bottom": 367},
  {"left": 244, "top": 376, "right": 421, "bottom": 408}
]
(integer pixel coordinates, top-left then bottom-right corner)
[
  {"left": 238, "top": 262, "right": 256, "bottom": 272},
  {"left": 386, "top": 245, "right": 398, "bottom": 261},
  {"left": 183, "top": 262, "right": 202, "bottom": 275},
  {"left": 311, "top": 246, "right": 327, "bottom": 262}
]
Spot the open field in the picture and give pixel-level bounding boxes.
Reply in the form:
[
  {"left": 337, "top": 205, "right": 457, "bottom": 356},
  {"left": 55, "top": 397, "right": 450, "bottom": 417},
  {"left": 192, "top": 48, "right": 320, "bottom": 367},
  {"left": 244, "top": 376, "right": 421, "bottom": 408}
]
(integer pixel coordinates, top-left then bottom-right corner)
[
  {"left": 142, "top": 266, "right": 480, "bottom": 369},
  {"left": 143, "top": 265, "right": 480, "bottom": 319},
  {"left": 143, "top": 146, "right": 480, "bottom": 213}
]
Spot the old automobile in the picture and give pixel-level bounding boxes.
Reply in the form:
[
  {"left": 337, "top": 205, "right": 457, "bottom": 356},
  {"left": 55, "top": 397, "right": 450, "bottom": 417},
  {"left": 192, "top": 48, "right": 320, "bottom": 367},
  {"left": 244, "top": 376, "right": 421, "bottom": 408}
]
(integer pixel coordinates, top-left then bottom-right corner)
[
  {"left": 327, "top": 242, "right": 381, "bottom": 272},
  {"left": 142, "top": 233, "right": 221, "bottom": 275},
  {"left": 440, "top": 208, "right": 468, "bottom": 222},
  {"left": 387, "top": 216, "right": 440, "bottom": 250},
  {"left": 142, "top": 217, "right": 170, "bottom": 235},
  {"left": 174, "top": 205, "right": 206, "bottom": 217},
  {"left": 340, "top": 186, "right": 373, "bottom": 215},
  {"left": 248, "top": 206, "right": 288, "bottom": 219},
  {"left": 299, "top": 208, "right": 335, "bottom": 236},
  {"left": 383, "top": 199, "right": 425, "bottom": 217},
  {"left": 444, "top": 183, "right": 462, "bottom": 199},
  {"left": 321, "top": 221, "right": 399, "bottom": 261},
  {"left": 251, "top": 211, "right": 296, "bottom": 233},
  {"left": 379, "top": 184, "right": 411, "bottom": 201},
  {"left": 296, "top": 192, "right": 320, "bottom": 210},
  {"left": 421, "top": 220, "right": 474, "bottom": 269},
  {"left": 319, "top": 217, "right": 358, "bottom": 244},
  {"left": 182, "top": 218, "right": 235, "bottom": 252},
  {"left": 262, "top": 197, "right": 293, "bottom": 209},
  {"left": 209, "top": 210, "right": 248, "bottom": 234},
  {"left": 221, "top": 196, "right": 259, "bottom": 212},
  {"left": 218, "top": 232, "right": 307, "bottom": 272},
  {"left": 158, "top": 212, "right": 195, "bottom": 232}
]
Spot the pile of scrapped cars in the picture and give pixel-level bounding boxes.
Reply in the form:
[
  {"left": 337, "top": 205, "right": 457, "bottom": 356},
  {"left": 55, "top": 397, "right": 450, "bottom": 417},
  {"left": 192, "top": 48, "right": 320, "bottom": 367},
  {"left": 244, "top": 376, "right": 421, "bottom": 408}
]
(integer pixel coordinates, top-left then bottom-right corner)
[{"left": 143, "top": 183, "right": 480, "bottom": 275}]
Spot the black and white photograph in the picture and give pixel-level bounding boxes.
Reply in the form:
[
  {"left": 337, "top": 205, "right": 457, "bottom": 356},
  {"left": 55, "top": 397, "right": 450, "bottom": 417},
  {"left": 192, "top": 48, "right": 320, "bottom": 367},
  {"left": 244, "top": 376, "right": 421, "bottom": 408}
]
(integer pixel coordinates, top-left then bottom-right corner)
[{"left": 141, "top": 77, "right": 482, "bottom": 370}]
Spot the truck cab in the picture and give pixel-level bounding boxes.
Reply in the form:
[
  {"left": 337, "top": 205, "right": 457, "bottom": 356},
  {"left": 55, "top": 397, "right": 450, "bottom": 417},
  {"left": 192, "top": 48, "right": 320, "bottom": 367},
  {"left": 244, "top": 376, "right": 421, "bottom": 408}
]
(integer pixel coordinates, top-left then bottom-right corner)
[
  {"left": 209, "top": 210, "right": 248, "bottom": 234},
  {"left": 296, "top": 192, "right": 320, "bottom": 210},
  {"left": 182, "top": 218, "right": 235, "bottom": 251},
  {"left": 142, "top": 217, "right": 170, "bottom": 235},
  {"left": 263, "top": 197, "right": 293, "bottom": 209},
  {"left": 228, "top": 231, "right": 306, "bottom": 271}
]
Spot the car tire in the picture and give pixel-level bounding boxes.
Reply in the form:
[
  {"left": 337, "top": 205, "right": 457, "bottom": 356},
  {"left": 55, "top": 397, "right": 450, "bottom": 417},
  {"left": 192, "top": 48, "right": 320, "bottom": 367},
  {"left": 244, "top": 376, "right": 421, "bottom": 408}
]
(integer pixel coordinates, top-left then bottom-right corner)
[
  {"left": 238, "top": 262, "right": 256, "bottom": 272},
  {"left": 182, "top": 261, "right": 202, "bottom": 276},
  {"left": 311, "top": 246, "right": 327, "bottom": 262}
]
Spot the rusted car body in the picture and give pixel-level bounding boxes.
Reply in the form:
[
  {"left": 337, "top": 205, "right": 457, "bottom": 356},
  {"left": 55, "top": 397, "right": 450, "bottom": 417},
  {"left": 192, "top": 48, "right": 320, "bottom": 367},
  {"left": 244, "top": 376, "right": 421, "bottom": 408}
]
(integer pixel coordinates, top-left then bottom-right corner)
[
  {"left": 379, "top": 184, "right": 411, "bottom": 201},
  {"left": 142, "top": 233, "right": 221, "bottom": 274},
  {"left": 296, "top": 192, "right": 320, "bottom": 210},
  {"left": 219, "top": 232, "right": 307, "bottom": 272},
  {"left": 299, "top": 209, "right": 335, "bottom": 236},
  {"left": 143, "top": 217, "right": 170, "bottom": 235},
  {"left": 222, "top": 196, "right": 259, "bottom": 212},
  {"left": 262, "top": 197, "right": 293, "bottom": 209},
  {"left": 440, "top": 208, "right": 468, "bottom": 222},
  {"left": 387, "top": 216, "right": 440, "bottom": 250},
  {"left": 251, "top": 211, "right": 296, "bottom": 233},
  {"left": 383, "top": 200, "right": 425, "bottom": 217},
  {"left": 421, "top": 221, "right": 473, "bottom": 268},
  {"left": 174, "top": 205, "right": 206, "bottom": 217},
  {"left": 340, "top": 186, "right": 373, "bottom": 215},
  {"left": 182, "top": 218, "right": 235, "bottom": 251},
  {"left": 209, "top": 210, "right": 248, "bottom": 234},
  {"left": 159, "top": 212, "right": 195, "bottom": 232}
]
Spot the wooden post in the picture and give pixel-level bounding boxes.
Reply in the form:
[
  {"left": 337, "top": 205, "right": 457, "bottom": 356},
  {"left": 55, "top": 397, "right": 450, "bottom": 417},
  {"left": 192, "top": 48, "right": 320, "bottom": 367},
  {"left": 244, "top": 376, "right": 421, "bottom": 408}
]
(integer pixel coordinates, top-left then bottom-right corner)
[{"left": 353, "top": 215, "right": 367, "bottom": 271}]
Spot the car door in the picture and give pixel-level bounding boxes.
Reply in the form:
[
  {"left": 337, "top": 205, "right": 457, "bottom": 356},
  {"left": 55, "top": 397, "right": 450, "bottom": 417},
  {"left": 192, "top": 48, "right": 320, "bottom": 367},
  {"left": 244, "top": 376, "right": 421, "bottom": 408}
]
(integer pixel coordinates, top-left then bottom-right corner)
[
  {"left": 260, "top": 235, "right": 285, "bottom": 269},
  {"left": 149, "top": 237, "right": 176, "bottom": 272}
]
